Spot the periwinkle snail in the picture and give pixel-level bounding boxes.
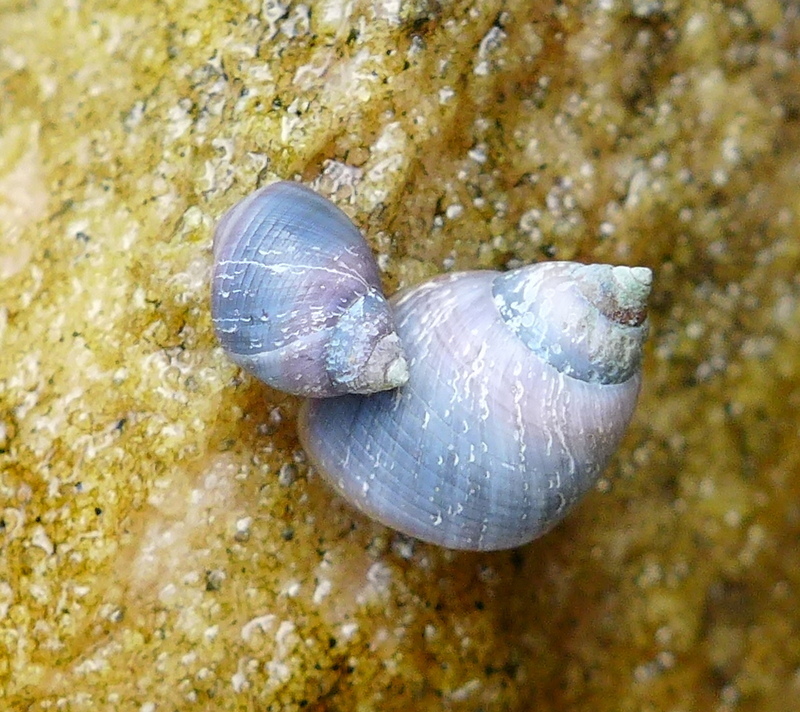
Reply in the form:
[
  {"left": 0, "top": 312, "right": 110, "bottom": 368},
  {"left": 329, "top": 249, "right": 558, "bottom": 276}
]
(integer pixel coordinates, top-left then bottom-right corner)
[
  {"left": 211, "top": 181, "right": 652, "bottom": 551},
  {"left": 211, "top": 181, "right": 408, "bottom": 397}
]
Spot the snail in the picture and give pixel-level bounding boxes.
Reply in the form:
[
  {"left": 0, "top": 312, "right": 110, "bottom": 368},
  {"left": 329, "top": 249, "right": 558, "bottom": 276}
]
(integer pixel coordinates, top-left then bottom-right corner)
[
  {"left": 211, "top": 181, "right": 409, "bottom": 397},
  {"left": 211, "top": 182, "right": 652, "bottom": 551},
  {"left": 297, "top": 262, "right": 651, "bottom": 551}
]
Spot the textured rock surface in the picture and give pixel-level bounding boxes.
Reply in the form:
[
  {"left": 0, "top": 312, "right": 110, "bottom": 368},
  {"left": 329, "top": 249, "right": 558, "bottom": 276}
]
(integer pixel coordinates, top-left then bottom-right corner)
[{"left": 1, "top": 0, "right": 798, "bottom": 710}]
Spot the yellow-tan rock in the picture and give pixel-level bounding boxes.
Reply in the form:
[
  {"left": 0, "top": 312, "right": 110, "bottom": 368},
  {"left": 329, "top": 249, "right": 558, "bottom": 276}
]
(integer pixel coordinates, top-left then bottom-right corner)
[{"left": 1, "top": 0, "right": 798, "bottom": 710}]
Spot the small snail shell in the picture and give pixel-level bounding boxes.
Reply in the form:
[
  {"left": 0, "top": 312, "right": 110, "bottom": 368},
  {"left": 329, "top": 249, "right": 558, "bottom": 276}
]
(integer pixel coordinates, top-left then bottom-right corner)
[
  {"left": 298, "top": 262, "right": 652, "bottom": 551},
  {"left": 211, "top": 181, "right": 409, "bottom": 397}
]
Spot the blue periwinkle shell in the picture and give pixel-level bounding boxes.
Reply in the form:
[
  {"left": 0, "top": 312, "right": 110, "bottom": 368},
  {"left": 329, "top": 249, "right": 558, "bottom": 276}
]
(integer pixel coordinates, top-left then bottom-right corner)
[
  {"left": 211, "top": 181, "right": 408, "bottom": 397},
  {"left": 298, "top": 262, "right": 652, "bottom": 551}
]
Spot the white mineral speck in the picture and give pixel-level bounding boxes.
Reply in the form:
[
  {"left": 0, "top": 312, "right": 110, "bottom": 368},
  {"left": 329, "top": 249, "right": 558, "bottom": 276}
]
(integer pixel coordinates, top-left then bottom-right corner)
[
  {"left": 31, "top": 525, "right": 54, "bottom": 555},
  {"left": 445, "top": 204, "right": 463, "bottom": 219},
  {"left": 313, "top": 578, "right": 332, "bottom": 604},
  {"left": 340, "top": 622, "right": 359, "bottom": 641},
  {"left": 241, "top": 614, "right": 276, "bottom": 642},
  {"left": 231, "top": 671, "right": 248, "bottom": 692}
]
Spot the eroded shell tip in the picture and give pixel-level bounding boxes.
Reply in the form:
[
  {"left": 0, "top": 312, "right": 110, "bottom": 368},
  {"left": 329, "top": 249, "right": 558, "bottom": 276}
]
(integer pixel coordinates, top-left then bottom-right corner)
[
  {"left": 323, "top": 290, "right": 409, "bottom": 393},
  {"left": 610, "top": 265, "right": 652, "bottom": 326},
  {"left": 579, "top": 263, "right": 652, "bottom": 327},
  {"left": 370, "top": 333, "right": 410, "bottom": 389}
]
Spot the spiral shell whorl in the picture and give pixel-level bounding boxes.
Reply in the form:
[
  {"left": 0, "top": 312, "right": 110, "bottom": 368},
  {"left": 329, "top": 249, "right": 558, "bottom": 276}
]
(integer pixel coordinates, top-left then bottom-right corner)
[
  {"left": 493, "top": 262, "right": 651, "bottom": 384},
  {"left": 211, "top": 181, "right": 408, "bottom": 397},
  {"left": 299, "top": 262, "right": 650, "bottom": 551}
]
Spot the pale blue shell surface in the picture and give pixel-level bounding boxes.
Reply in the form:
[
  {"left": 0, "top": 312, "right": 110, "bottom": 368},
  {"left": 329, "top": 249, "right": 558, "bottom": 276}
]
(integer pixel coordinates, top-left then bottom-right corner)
[
  {"left": 211, "top": 181, "right": 408, "bottom": 397},
  {"left": 298, "top": 262, "right": 651, "bottom": 551}
]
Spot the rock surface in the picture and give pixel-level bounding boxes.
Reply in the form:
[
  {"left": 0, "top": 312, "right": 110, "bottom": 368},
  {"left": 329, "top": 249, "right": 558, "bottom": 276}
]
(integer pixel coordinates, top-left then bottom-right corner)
[{"left": 0, "top": 0, "right": 798, "bottom": 710}]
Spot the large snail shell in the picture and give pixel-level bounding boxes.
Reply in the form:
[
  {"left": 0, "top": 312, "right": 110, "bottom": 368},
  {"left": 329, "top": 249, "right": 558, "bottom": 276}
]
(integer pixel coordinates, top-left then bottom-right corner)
[
  {"left": 297, "top": 262, "right": 652, "bottom": 551},
  {"left": 211, "top": 181, "right": 409, "bottom": 397}
]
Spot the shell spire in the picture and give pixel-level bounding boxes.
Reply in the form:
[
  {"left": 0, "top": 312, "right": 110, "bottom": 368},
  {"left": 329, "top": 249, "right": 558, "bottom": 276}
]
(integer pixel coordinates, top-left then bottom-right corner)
[
  {"left": 578, "top": 264, "right": 652, "bottom": 327},
  {"left": 492, "top": 262, "right": 651, "bottom": 384}
]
